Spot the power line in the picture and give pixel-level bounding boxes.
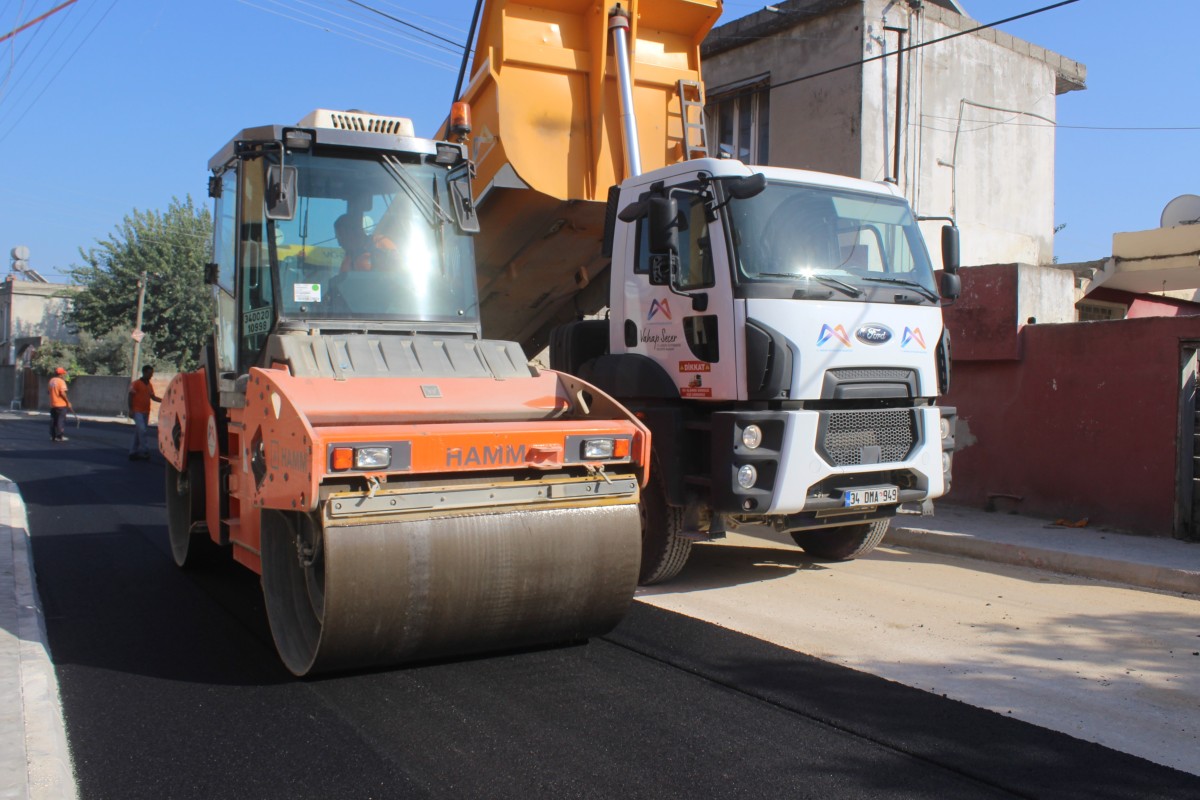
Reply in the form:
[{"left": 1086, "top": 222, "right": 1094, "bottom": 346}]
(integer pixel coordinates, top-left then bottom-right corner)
[
  {"left": 768, "top": 0, "right": 1082, "bottom": 93},
  {"left": 236, "top": 0, "right": 457, "bottom": 71},
  {"left": 0, "top": 0, "right": 78, "bottom": 45},
  {"left": 919, "top": 113, "right": 1200, "bottom": 133},
  {"left": 0, "top": 0, "right": 117, "bottom": 145},
  {"left": 343, "top": 0, "right": 466, "bottom": 53}
]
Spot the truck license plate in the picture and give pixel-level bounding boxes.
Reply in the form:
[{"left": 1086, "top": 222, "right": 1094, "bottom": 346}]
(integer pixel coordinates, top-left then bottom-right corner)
[{"left": 842, "top": 485, "right": 899, "bottom": 508}]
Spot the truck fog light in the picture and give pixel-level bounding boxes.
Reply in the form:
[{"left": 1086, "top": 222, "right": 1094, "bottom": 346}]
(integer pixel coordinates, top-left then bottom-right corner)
[
  {"left": 355, "top": 447, "right": 392, "bottom": 469},
  {"left": 583, "top": 438, "right": 615, "bottom": 459},
  {"left": 741, "top": 424, "right": 763, "bottom": 450},
  {"left": 939, "top": 417, "right": 951, "bottom": 440},
  {"left": 737, "top": 464, "right": 757, "bottom": 489}
]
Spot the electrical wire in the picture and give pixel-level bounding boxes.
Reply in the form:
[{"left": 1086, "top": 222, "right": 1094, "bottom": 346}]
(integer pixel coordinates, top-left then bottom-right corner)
[
  {"left": 766, "top": 0, "right": 1083, "bottom": 92},
  {"left": 0, "top": 0, "right": 85, "bottom": 115},
  {"left": 236, "top": 0, "right": 457, "bottom": 71},
  {"left": 0, "top": 0, "right": 117, "bottom": 145},
  {"left": 343, "top": 0, "right": 466, "bottom": 53}
]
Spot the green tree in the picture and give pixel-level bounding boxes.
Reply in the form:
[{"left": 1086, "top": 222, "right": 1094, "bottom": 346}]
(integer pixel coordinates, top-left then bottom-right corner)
[{"left": 69, "top": 196, "right": 212, "bottom": 372}]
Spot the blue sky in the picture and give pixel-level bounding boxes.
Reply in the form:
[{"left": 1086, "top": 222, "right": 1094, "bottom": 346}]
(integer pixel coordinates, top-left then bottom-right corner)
[{"left": 0, "top": 0, "right": 1195, "bottom": 281}]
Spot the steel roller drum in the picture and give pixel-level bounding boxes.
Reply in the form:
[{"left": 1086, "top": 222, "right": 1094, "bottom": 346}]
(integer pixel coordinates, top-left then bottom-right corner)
[{"left": 261, "top": 504, "right": 641, "bottom": 676}]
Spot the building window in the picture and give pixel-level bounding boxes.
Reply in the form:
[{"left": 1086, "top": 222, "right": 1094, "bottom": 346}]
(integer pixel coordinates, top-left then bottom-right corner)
[
  {"left": 707, "top": 79, "right": 770, "bottom": 164},
  {"left": 1076, "top": 300, "right": 1127, "bottom": 322}
]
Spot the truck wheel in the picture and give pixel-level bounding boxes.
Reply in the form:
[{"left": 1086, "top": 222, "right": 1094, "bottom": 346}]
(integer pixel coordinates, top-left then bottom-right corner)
[
  {"left": 791, "top": 518, "right": 890, "bottom": 561},
  {"left": 638, "top": 474, "right": 692, "bottom": 585},
  {"left": 166, "top": 455, "right": 210, "bottom": 568}
]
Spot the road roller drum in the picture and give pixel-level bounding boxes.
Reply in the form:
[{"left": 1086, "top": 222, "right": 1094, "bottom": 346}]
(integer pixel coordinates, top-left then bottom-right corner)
[{"left": 261, "top": 504, "right": 641, "bottom": 676}]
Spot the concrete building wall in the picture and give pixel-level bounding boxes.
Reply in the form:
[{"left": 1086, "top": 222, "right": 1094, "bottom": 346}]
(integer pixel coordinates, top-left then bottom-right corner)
[
  {"left": 874, "top": 1, "right": 1061, "bottom": 268},
  {"left": 701, "top": 0, "right": 1084, "bottom": 271},
  {"left": 0, "top": 279, "right": 79, "bottom": 366},
  {"left": 702, "top": 0, "right": 863, "bottom": 178}
]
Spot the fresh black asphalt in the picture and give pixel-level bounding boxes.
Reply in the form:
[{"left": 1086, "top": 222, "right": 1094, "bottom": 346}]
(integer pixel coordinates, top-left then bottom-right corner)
[{"left": 2, "top": 415, "right": 1196, "bottom": 799}]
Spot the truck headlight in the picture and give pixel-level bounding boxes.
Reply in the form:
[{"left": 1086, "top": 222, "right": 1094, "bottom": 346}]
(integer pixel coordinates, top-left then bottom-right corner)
[
  {"left": 939, "top": 417, "right": 951, "bottom": 440},
  {"left": 355, "top": 447, "right": 392, "bottom": 469},
  {"left": 941, "top": 451, "right": 952, "bottom": 474},
  {"left": 737, "top": 464, "right": 757, "bottom": 489},
  {"left": 741, "top": 424, "right": 763, "bottom": 450}
]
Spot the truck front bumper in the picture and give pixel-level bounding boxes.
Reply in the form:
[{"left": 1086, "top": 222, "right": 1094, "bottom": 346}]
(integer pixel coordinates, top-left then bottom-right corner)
[{"left": 711, "top": 405, "right": 955, "bottom": 518}]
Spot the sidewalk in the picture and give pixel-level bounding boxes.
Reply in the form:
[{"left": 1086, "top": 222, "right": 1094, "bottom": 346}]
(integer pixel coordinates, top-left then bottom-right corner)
[
  {"left": 890, "top": 504, "right": 1200, "bottom": 597},
  {"left": 0, "top": 475, "right": 76, "bottom": 800},
  {"left": 1, "top": 482, "right": 1197, "bottom": 800}
]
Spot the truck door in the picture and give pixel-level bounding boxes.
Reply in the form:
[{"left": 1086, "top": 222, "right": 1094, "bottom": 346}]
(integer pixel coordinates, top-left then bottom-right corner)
[{"left": 619, "top": 184, "right": 739, "bottom": 402}]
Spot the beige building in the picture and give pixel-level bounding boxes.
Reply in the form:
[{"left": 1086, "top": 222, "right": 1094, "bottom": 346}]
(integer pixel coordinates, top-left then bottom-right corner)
[
  {"left": 701, "top": 0, "right": 1086, "bottom": 269},
  {"left": 0, "top": 276, "right": 80, "bottom": 407}
]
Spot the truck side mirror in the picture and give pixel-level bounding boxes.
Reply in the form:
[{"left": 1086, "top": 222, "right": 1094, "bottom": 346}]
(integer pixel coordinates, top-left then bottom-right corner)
[
  {"left": 939, "top": 271, "right": 961, "bottom": 301},
  {"left": 726, "top": 172, "right": 767, "bottom": 200},
  {"left": 648, "top": 196, "right": 679, "bottom": 256},
  {"left": 941, "top": 225, "right": 960, "bottom": 274},
  {"left": 265, "top": 165, "right": 298, "bottom": 221}
]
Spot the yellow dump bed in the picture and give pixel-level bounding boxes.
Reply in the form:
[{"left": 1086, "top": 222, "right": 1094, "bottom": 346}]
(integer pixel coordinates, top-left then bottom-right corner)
[{"left": 456, "top": 0, "right": 722, "bottom": 353}]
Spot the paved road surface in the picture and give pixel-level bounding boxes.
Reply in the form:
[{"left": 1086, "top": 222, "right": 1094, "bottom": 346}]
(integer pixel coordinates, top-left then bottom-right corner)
[
  {"left": 639, "top": 528, "right": 1200, "bottom": 774},
  {"left": 3, "top": 414, "right": 1198, "bottom": 799}
]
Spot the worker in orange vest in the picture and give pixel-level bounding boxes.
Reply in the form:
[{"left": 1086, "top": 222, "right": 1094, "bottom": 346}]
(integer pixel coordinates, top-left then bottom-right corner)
[
  {"left": 48, "top": 366, "right": 72, "bottom": 442},
  {"left": 127, "top": 364, "right": 162, "bottom": 461}
]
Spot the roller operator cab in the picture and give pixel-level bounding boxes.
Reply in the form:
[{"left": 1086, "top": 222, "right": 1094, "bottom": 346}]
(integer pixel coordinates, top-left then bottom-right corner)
[
  {"left": 157, "top": 110, "right": 651, "bottom": 676},
  {"left": 558, "top": 159, "right": 959, "bottom": 583}
]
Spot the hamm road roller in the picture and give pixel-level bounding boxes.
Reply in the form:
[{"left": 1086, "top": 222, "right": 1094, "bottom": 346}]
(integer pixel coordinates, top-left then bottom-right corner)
[{"left": 158, "top": 109, "right": 650, "bottom": 676}]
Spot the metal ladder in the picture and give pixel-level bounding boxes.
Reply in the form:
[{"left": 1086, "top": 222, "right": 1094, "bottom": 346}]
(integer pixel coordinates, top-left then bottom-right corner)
[{"left": 677, "top": 79, "right": 708, "bottom": 160}]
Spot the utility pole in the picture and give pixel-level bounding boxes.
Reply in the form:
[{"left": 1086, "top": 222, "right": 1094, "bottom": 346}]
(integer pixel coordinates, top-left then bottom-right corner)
[{"left": 130, "top": 272, "right": 147, "bottom": 380}]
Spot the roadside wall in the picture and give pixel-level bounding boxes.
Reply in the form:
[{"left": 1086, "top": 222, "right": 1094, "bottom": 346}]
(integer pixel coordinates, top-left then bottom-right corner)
[
  {"left": 29, "top": 374, "right": 173, "bottom": 423},
  {"left": 944, "top": 269, "right": 1197, "bottom": 535}
]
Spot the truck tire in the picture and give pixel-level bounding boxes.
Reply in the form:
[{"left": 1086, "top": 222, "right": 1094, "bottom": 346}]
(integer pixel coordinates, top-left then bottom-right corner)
[
  {"left": 791, "top": 518, "right": 890, "bottom": 561},
  {"left": 638, "top": 473, "right": 692, "bottom": 585},
  {"left": 166, "top": 455, "right": 211, "bottom": 568}
]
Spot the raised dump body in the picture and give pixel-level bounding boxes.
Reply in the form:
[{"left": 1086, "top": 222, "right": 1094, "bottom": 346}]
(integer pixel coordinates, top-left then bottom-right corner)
[
  {"left": 158, "top": 110, "right": 650, "bottom": 675},
  {"left": 457, "top": 0, "right": 720, "bottom": 352}
]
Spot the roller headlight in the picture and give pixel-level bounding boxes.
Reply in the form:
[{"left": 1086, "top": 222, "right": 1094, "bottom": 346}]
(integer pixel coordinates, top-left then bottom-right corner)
[
  {"left": 941, "top": 451, "right": 952, "bottom": 474},
  {"left": 939, "top": 417, "right": 951, "bottom": 440},
  {"left": 355, "top": 447, "right": 392, "bottom": 469},
  {"left": 583, "top": 438, "right": 615, "bottom": 459},
  {"left": 737, "top": 464, "right": 757, "bottom": 489},
  {"left": 741, "top": 424, "right": 763, "bottom": 450}
]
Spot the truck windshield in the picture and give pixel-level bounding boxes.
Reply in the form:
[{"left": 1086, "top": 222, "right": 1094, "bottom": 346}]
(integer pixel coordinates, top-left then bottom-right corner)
[
  {"left": 725, "top": 182, "right": 938, "bottom": 302},
  {"left": 269, "top": 149, "right": 478, "bottom": 325}
]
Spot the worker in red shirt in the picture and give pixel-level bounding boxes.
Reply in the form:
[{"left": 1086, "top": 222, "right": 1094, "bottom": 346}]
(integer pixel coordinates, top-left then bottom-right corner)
[
  {"left": 48, "top": 366, "right": 72, "bottom": 442},
  {"left": 127, "top": 365, "right": 162, "bottom": 461}
]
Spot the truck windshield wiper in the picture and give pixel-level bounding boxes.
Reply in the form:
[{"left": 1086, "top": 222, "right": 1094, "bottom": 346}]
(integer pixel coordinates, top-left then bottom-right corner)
[
  {"left": 757, "top": 272, "right": 863, "bottom": 298},
  {"left": 861, "top": 276, "right": 939, "bottom": 303}
]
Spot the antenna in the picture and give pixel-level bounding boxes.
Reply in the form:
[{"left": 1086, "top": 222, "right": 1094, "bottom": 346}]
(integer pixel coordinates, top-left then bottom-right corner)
[{"left": 1160, "top": 194, "right": 1200, "bottom": 228}]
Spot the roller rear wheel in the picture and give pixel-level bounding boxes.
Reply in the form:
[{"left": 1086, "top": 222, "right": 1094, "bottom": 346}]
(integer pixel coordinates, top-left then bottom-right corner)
[{"left": 791, "top": 518, "right": 890, "bottom": 561}]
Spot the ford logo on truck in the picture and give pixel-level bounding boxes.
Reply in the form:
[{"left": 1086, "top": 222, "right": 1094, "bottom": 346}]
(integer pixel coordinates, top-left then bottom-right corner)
[{"left": 855, "top": 324, "right": 893, "bottom": 345}]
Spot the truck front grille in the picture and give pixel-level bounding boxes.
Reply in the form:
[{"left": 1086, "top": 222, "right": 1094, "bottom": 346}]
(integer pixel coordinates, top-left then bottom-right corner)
[{"left": 818, "top": 409, "right": 917, "bottom": 466}]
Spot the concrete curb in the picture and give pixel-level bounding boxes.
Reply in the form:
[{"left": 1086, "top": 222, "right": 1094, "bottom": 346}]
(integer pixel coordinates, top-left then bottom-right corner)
[
  {"left": 889, "top": 524, "right": 1200, "bottom": 597},
  {"left": 0, "top": 478, "right": 77, "bottom": 800}
]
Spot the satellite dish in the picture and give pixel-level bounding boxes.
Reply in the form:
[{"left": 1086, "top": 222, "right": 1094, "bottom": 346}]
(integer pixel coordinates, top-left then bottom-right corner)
[{"left": 1160, "top": 194, "right": 1200, "bottom": 228}]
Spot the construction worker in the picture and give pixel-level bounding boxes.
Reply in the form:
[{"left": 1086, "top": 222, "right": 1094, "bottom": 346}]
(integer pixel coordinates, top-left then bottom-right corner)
[
  {"left": 127, "top": 364, "right": 162, "bottom": 461},
  {"left": 48, "top": 367, "right": 72, "bottom": 442}
]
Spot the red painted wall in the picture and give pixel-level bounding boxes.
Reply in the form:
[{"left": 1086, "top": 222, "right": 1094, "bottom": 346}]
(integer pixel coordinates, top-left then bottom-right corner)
[{"left": 944, "top": 312, "right": 1200, "bottom": 536}]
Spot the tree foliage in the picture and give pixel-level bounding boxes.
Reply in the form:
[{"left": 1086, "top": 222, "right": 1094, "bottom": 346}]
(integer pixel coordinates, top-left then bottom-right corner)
[{"left": 68, "top": 196, "right": 211, "bottom": 372}]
